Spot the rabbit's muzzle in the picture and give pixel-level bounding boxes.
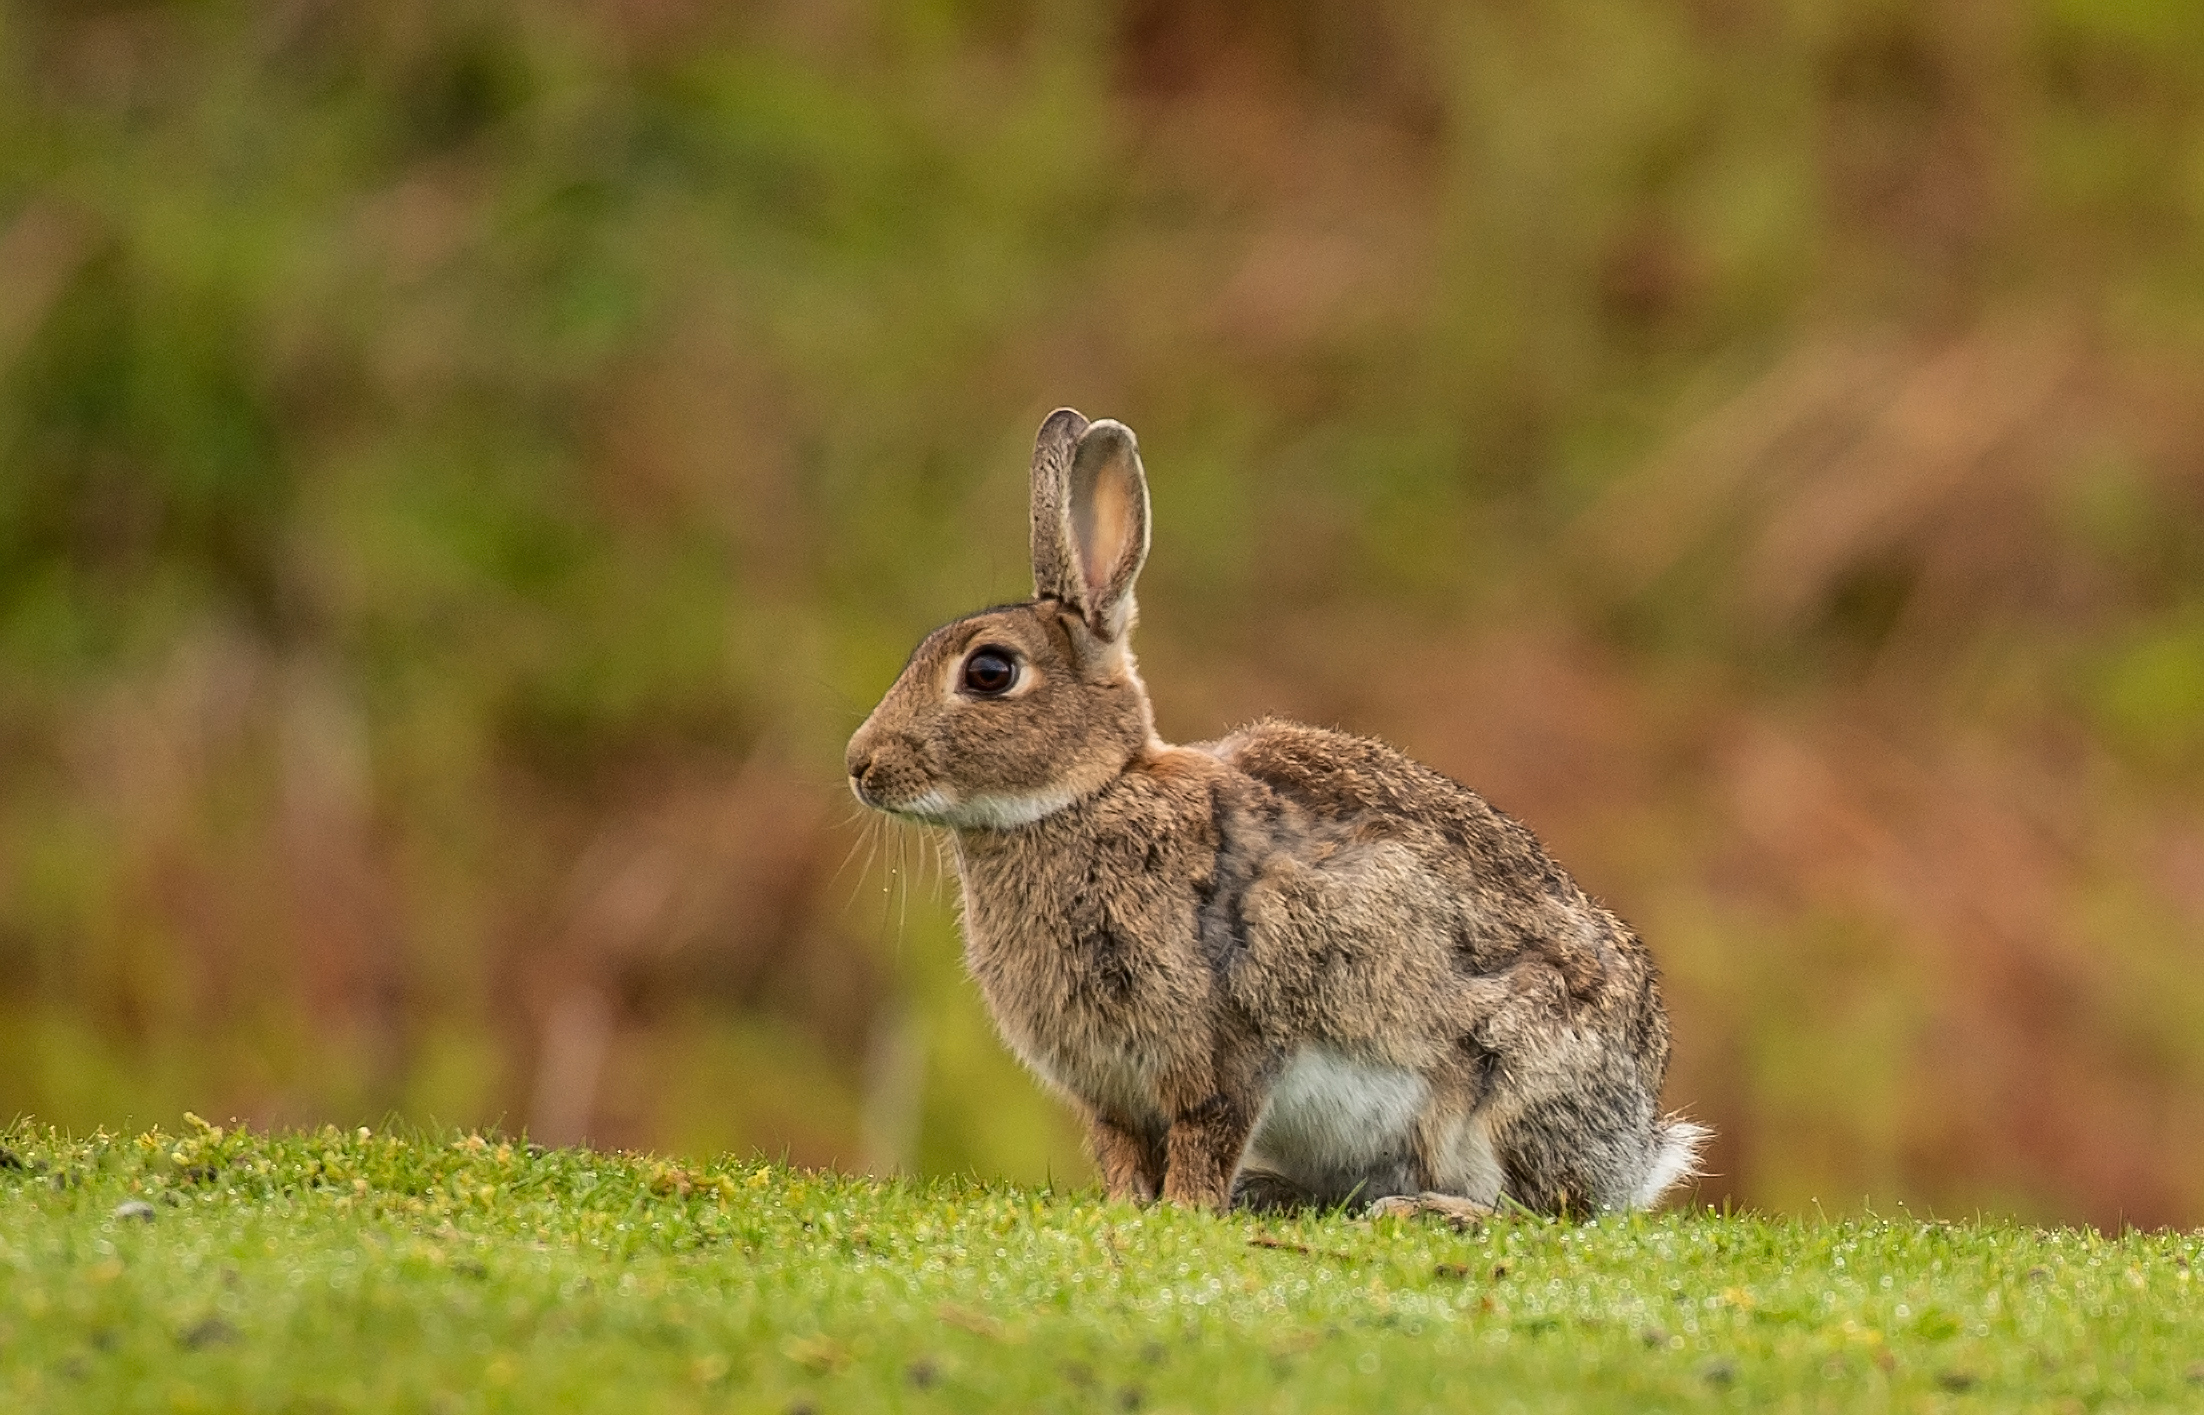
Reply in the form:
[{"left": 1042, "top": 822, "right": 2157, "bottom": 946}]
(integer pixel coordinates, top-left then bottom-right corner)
[{"left": 845, "top": 733, "right": 939, "bottom": 815}]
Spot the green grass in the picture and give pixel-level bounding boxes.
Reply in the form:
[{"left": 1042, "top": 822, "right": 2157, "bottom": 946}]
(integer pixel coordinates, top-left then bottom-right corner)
[{"left": 1, "top": 1121, "right": 2199, "bottom": 1412}]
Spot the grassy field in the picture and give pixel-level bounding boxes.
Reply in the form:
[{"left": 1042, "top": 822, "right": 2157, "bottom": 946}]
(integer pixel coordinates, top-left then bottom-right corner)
[{"left": 1, "top": 1122, "right": 2198, "bottom": 1413}]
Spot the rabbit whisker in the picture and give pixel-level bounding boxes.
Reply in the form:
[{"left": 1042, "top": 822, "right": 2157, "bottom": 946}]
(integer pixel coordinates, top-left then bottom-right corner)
[
  {"left": 844, "top": 814, "right": 886, "bottom": 916},
  {"left": 826, "top": 814, "right": 876, "bottom": 897},
  {"left": 894, "top": 819, "right": 911, "bottom": 944}
]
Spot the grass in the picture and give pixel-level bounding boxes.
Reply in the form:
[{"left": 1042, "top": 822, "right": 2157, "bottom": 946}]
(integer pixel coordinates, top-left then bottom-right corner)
[{"left": 1, "top": 1121, "right": 2199, "bottom": 1413}]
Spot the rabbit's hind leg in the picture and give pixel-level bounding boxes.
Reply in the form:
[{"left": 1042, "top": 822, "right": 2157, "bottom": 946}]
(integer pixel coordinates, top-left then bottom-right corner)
[
  {"left": 1411, "top": 1065, "right": 1505, "bottom": 1208},
  {"left": 1485, "top": 1076, "right": 1658, "bottom": 1215}
]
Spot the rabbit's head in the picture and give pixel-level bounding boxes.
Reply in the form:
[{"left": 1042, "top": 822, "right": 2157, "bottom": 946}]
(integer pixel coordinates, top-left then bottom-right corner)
[{"left": 846, "top": 409, "right": 1158, "bottom": 829}]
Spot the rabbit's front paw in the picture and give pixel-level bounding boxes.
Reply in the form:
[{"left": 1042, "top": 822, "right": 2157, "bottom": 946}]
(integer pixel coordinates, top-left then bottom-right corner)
[{"left": 1230, "top": 1169, "right": 1312, "bottom": 1215}]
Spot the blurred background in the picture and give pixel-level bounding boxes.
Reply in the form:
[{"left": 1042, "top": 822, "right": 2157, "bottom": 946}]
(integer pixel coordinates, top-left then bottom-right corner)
[{"left": 4, "top": 0, "right": 2203, "bottom": 1228}]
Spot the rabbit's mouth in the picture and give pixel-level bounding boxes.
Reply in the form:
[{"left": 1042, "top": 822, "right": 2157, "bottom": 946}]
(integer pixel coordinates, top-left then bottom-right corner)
[
  {"left": 867, "top": 784, "right": 956, "bottom": 820},
  {"left": 848, "top": 735, "right": 1084, "bottom": 828},
  {"left": 847, "top": 761, "right": 954, "bottom": 820},
  {"left": 853, "top": 775, "right": 1077, "bottom": 831}
]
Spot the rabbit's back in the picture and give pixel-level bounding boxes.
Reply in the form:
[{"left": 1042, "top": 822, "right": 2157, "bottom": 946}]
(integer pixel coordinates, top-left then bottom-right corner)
[{"left": 1203, "top": 719, "right": 1666, "bottom": 1053}]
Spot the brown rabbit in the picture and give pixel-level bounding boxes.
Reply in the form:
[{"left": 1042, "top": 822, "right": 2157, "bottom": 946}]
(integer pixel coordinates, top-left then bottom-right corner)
[{"left": 846, "top": 409, "right": 1706, "bottom": 1219}]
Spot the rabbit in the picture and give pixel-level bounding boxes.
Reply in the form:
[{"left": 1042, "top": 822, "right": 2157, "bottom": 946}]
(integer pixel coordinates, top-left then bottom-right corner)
[{"left": 845, "top": 408, "right": 1707, "bottom": 1219}]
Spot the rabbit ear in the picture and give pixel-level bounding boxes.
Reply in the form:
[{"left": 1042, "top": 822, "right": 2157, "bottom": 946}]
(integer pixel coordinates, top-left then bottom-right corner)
[
  {"left": 1031, "top": 407, "right": 1089, "bottom": 603},
  {"left": 1066, "top": 419, "right": 1150, "bottom": 642}
]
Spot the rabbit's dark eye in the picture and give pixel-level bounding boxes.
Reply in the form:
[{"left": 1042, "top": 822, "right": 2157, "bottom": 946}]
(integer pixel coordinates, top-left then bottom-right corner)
[{"left": 961, "top": 647, "right": 1018, "bottom": 696}]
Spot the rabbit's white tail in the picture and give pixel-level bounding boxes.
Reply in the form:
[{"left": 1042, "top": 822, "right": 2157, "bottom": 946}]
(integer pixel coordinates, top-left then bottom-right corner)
[{"left": 1633, "top": 1117, "right": 1711, "bottom": 1208}]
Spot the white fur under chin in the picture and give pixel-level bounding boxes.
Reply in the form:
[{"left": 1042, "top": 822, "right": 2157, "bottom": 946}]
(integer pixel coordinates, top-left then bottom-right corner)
[
  {"left": 1632, "top": 1118, "right": 1711, "bottom": 1209},
  {"left": 895, "top": 786, "right": 1078, "bottom": 830}
]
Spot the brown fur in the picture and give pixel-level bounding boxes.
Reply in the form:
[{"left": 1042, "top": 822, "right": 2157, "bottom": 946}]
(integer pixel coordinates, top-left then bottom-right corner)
[{"left": 847, "top": 410, "right": 1705, "bottom": 1215}]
